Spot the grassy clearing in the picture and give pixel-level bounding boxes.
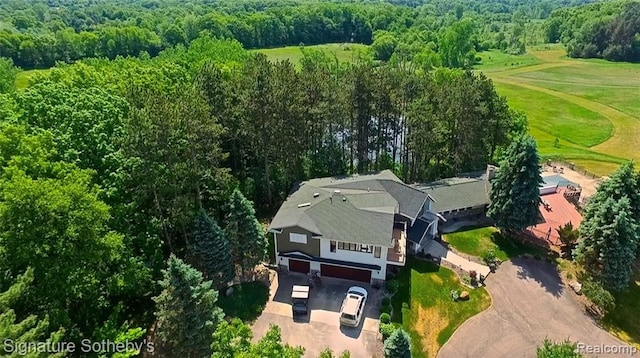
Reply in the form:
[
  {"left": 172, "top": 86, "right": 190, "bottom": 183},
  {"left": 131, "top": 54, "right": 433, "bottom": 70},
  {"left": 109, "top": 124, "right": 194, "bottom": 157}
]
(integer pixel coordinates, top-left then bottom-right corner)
[
  {"left": 391, "top": 257, "right": 491, "bottom": 358},
  {"left": 478, "top": 46, "right": 640, "bottom": 176},
  {"left": 253, "top": 43, "right": 368, "bottom": 65},
  {"left": 475, "top": 50, "right": 543, "bottom": 73},
  {"left": 217, "top": 281, "right": 269, "bottom": 323},
  {"left": 495, "top": 82, "right": 613, "bottom": 147},
  {"left": 443, "top": 226, "right": 547, "bottom": 262},
  {"left": 15, "top": 69, "right": 48, "bottom": 89},
  {"left": 604, "top": 269, "right": 640, "bottom": 350},
  {"left": 511, "top": 78, "right": 640, "bottom": 122}
]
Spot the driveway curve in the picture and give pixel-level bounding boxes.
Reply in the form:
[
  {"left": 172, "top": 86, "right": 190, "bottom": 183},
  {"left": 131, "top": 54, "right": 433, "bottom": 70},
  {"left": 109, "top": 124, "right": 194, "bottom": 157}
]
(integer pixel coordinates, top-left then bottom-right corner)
[{"left": 438, "top": 258, "right": 635, "bottom": 358}]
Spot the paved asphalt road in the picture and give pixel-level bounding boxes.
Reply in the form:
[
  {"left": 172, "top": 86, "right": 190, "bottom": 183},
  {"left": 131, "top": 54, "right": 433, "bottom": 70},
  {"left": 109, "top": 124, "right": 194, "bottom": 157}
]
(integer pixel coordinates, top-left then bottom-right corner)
[{"left": 438, "top": 258, "right": 637, "bottom": 358}]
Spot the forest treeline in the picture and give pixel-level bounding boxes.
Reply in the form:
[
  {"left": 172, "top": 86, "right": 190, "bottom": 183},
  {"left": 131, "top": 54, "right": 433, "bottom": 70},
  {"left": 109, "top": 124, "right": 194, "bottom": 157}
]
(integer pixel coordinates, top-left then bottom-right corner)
[
  {"left": 544, "top": 0, "right": 640, "bottom": 62},
  {"left": 0, "top": 35, "right": 525, "bottom": 352},
  {"left": 0, "top": 0, "right": 598, "bottom": 69}
]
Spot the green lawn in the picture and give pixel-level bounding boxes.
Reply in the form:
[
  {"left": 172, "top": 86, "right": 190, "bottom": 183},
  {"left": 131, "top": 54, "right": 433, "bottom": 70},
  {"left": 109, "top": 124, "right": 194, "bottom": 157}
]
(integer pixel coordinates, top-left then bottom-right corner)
[
  {"left": 604, "top": 269, "right": 640, "bottom": 350},
  {"left": 15, "top": 69, "right": 48, "bottom": 89},
  {"left": 253, "top": 43, "right": 369, "bottom": 65},
  {"left": 475, "top": 50, "right": 543, "bottom": 73},
  {"left": 216, "top": 281, "right": 269, "bottom": 323},
  {"left": 443, "top": 226, "right": 548, "bottom": 262},
  {"left": 391, "top": 257, "right": 491, "bottom": 358},
  {"left": 477, "top": 46, "right": 640, "bottom": 176},
  {"left": 495, "top": 82, "right": 613, "bottom": 148}
]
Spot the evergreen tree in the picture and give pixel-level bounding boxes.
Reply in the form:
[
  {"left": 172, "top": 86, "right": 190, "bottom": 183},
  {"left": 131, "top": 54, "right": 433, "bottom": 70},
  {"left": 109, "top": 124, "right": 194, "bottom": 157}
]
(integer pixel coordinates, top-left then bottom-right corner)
[
  {"left": 1, "top": 268, "right": 65, "bottom": 358},
  {"left": 575, "top": 196, "right": 639, "bottom": 291},
  {"left": 224, "top": 189, "right": 268, "bottom": 271},
  {"left": 487, "top": 135, "right": 543, "bottom": 231},
  {"left": 583, "top": 162, "right": 640, "bottom": 256},
  {"left": 190, "top": 209, "right": 235, "bottom": 288},
  {"left": 153, "top": 255, "right": 224, "bottom": 358},
  {"left": 384, "top": 328, "right": 412, "bottom": 358}
]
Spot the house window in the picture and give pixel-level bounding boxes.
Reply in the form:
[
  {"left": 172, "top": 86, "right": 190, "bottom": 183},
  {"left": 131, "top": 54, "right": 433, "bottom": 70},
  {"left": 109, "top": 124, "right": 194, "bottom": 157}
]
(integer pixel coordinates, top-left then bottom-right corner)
[
  {"left": 338, "top": 242, "right": 344, "bottom": 250},
  {"left": 289, "top": 233, "right": 307, "bottom": 244},
  {"left": 330, "top": 240, "right": 336, "bottom": 252},
  {"left": 374, "top": 246, "right": 381, "bottom": 258},
  {"left": 360, "top": 245, "right": 373, "bottom": 253},
  {"left": 334, "top": 242, "right": 373, "bottom": 253}
]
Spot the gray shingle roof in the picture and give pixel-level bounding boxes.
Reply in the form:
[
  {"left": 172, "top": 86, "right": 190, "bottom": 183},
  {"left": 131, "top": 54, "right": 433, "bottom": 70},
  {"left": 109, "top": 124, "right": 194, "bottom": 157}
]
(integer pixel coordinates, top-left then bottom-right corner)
[
  {"left": 269, "top": 170, "right": 429, "bottom": 247},
  {"left": 414, "top": 176, "right": 491, "bottom": 214}
]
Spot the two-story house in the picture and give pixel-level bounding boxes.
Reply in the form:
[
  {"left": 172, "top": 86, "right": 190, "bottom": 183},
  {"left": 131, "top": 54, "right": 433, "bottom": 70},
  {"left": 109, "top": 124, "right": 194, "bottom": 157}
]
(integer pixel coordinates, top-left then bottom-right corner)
[{"left": 268, "top": 170, "right": 439, "bottom": 285}]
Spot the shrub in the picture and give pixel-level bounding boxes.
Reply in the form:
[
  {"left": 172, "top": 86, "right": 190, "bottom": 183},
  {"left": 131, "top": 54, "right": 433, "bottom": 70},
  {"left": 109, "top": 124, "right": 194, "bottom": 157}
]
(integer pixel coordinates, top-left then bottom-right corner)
[
  {"left": 482, "top": 249, "right": 497, "bottom": 265},
  {"left": 379, "top": 304, "right": 391, "bottom": 315},
  {"left": 379, "top": 323, "right": 396, "bottom": 341},
  {"left": 385, "top": 280, "right": 399, "bottom": 294},
  {"left": 462, "top": 275, "right": 471, "bottom": 285},
  {"left": 384, "top": 327, "right": 411, "bottom": 358},
  {"left": 582, "top": 279, "right": 616, "bottom": 316},
  {"left": 566, "top": 272, "right": 573, "bottom": 280},
  {"left": 381, "top": 297, "right": 391, "bottom": 306},
  {"left": 379, "top": 312, "right": 391, "bottom": 324}
]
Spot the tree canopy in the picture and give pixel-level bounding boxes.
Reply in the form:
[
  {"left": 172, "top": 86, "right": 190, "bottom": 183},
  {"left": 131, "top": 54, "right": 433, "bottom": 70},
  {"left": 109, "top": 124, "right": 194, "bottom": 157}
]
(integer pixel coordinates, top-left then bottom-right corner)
[{"left": 487, "top": 135, "right": 544, "bottom": 231}]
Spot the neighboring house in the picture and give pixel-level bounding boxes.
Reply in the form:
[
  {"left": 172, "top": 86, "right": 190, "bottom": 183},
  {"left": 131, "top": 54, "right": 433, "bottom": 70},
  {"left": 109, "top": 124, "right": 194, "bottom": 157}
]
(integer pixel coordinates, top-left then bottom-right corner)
[
  {"left": 268, "top": 170, "right": 439, "bottom": 285},
  {"left": 413, "top": 166, "right": 494, "bottom": 230}
]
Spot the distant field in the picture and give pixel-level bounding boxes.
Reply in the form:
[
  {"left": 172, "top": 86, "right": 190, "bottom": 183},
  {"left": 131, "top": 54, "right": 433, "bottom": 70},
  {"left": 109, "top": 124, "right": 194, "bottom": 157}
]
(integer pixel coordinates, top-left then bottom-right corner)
[
  {"left": 253, "top": 43, "right": 369, "bottom": 64},
  {"left": 477, "top": 46, "right": 640, "bottom": 176},
  {"left": 14, "top": 69, "right": 48, "bottom": 89}
]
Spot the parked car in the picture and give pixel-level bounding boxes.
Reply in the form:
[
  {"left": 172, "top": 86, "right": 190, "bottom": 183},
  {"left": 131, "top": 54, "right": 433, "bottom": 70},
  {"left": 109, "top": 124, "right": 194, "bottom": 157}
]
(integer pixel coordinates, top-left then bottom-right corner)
[
  {"left": 339, "top": 286, "right": 368, "bottom": 327},
  {"left": 291, "top": 285, "right": 310, "bottom": 317}
]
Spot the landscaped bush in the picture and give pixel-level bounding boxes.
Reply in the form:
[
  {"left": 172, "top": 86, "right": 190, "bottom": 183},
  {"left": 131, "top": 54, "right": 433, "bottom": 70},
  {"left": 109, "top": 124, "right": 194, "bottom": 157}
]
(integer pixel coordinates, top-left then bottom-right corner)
[
  {"left": 380, "top": 323, "right": 396, "bottom": 341},
  {"left": 380, "top": 304, "right": 391, "bottom": 315},
  {"left": 385, "top": 279, "right": 399, "bottom": 294},
  {"left": 482, "top": 249, "right": 497, "bottom": 265},
  {"left": 381, "top": 297, "right": 391, "bottom": 306},
  {"left": 379, "top": 312, "right": 391, "bottom": 324},
  {"left": 582, "top": 279, "right": 616, "bottom": 316},
  {"left": 462, "top": 274, "right": 471, "bottom": 285}
]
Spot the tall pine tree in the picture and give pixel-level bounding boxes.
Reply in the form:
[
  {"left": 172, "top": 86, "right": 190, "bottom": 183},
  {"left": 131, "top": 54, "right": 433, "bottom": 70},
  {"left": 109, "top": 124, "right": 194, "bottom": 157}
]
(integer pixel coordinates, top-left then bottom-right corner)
[
  {"left": 576, "top": 196, "right": 639, "bottom": 291},
  {"left": 384, "top": 328, "right": 412, "bottom": 358},
  {"left": 487, "top": 135, "right": 543, "bottom": 231},
  {"left": 189, "top": 210, "right": 235, "bottom": 288},
  {"left": 225, "top": 189, "right": 268, "bottom": 272},
  {"left": 153, "top": 255, "right": 223, "bottom": 357}
]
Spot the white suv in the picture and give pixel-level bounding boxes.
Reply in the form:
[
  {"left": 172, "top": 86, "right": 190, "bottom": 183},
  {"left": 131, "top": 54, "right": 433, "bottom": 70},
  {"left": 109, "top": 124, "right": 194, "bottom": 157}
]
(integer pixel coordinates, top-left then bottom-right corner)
[{"left": 339, "top": 286, "right": 368, "bottom": 327}]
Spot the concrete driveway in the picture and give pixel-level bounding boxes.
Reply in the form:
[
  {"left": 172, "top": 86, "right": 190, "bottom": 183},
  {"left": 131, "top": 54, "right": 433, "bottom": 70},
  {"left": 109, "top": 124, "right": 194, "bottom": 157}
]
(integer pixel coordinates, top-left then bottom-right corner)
[
  {"left": 251, "top": 272, "right": 383, "bottom": 357},
  {"left": 438, "top": 258, "right": 636, "bottom": 358}
]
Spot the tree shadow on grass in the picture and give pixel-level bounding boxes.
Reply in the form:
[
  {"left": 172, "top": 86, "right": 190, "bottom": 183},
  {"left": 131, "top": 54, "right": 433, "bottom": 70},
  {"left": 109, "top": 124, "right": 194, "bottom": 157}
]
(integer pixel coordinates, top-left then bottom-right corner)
[
  {"left": 217, "top": 281, "right": 270, "bottom": 323},
  {"left": 512, "top": 257, "right": 564, "bottom": 297},
  {"left": 390, "top": 257, "right": 440, "bottom": 325}
]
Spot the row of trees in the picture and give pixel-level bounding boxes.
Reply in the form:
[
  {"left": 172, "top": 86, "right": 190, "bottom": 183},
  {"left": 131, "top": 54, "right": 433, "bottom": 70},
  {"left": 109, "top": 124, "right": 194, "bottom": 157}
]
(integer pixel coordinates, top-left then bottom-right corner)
[
  {"left": 544, "top": 0, "right": 640, "bottom": 62},
  {"left": 1, "top": 0, "right": 602, "bottom": 69}
]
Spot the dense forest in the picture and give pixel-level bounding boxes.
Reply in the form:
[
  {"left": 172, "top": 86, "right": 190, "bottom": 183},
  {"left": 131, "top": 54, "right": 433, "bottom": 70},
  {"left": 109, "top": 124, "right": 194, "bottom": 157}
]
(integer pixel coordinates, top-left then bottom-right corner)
[
  {"left": 544, "top": 0, "right": 640, "bottom": 62},
  {"left": 0, "top": 0, "right": 599, "bottom": 69}
]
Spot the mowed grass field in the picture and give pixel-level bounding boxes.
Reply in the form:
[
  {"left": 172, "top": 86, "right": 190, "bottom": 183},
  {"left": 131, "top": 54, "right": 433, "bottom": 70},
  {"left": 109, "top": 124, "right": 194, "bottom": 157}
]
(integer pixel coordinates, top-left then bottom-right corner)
[
  {"left": 253, "top": 43, "right": 369, "bottom": 65},
  {"left": 477, "top": 46, "right": 640, "bottom": 176},
  {"left": 14, "top": 69, "right": 48, "bottom": 90}
]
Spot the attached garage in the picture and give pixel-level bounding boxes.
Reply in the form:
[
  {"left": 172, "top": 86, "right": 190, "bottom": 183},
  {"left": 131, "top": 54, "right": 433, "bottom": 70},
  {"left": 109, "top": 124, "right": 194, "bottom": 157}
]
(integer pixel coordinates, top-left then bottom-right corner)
[
  {"left": 321, "top": 264, "right": 372, "bottom": 283},
  {"left": 288, "top": 259, "right": 310, "bottom": 274}
]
